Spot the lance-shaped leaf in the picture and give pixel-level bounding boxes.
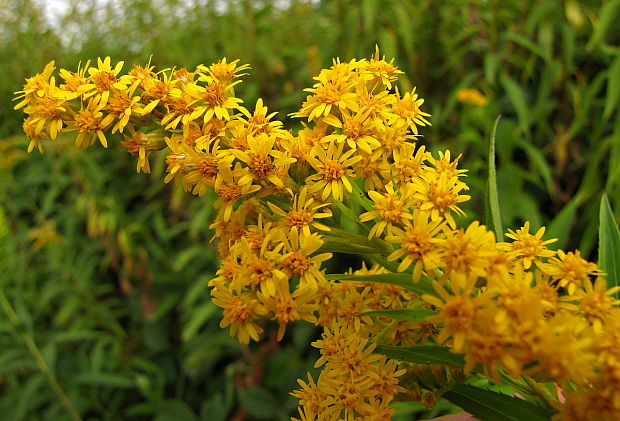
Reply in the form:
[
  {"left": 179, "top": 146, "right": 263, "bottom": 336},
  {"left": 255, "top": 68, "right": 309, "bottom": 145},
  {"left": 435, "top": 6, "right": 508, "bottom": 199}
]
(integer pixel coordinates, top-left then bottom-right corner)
[
  {"left": 443, "top": 384, "right": 553, "bottom": 421},
  {"left": 599, "top": 193, "right": 620, "bottom": 296},
  {"left": 376, "top": 345, "right": 465, "bottom": 366},
  {"left": 487, "top": 115, "right": 503, "bottom": 241}
]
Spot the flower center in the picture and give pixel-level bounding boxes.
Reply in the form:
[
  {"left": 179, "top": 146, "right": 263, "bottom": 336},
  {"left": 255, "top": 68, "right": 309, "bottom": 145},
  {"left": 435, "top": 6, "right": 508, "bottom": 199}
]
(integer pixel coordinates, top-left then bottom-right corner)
[
  {"left": 75, "top": 110, "right": 100, "bottom": 131},
  {"left": 196, "top": 155, "right": 219, "bottom": 177},
  {"left": 402, "top": 227, "right": 432, "bottom": 257},
  {"left": 217, "top": 183, "right": 241, "bottom": 203},
  {"left": 322, "top": 159, "right": 345, "bottom": 180},
  {"left": 250, "top": 154, "right": 274, "bottom": 179},
  {"left": 375, "top": 195, "right": 404, "bottom": 222},
  {"left": 283, "top": 251, "right": 310, "bottom": 275},
  {"left": 92, "top": 71, "right": 117, "bottom": 92},
  {"left": 285, "top": 210, "right": 313, "bottom": 229},
  {"left": 223, "top": 295, "right": 253, "bottom": 322},
  {"left": 203, "top": 82, "right": 226, "bottom": 107}
]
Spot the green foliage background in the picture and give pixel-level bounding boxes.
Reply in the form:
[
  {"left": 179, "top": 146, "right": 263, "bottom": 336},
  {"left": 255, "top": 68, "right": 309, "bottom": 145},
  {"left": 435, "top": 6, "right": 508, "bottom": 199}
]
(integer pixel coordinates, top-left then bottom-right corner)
[{"left": 1, "top": 0, "right": 619, "bottom": 419}]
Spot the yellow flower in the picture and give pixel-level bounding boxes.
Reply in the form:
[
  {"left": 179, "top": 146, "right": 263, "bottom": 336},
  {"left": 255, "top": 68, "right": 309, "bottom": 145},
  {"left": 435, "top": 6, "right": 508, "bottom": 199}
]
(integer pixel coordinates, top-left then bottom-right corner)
[
  {"left": 560, "top": 278, "right": 620, "bottom": 332},
  {"left": 229, "top": 132, "right": 296, "bottom": 188},
  {"left": 427, "top": 150, "right": 467, "bottom": 180},
  {"left": 441, "top": 221, "right": 497, "bottom": 289},
  {"left": 456, "top": 88, "right": 488, "bottom": 106},
  {"left": 386, "top": 211, "right": 445, "bottom": 281},
  {"left": 499, "top": 221, "right": 557, "bottom": 269},
  {"left": 159, "top": 92, "right": 199, "bottom": 131},
  {"left": 213, "top": 164, "right": 261, "bottom": 221},
  {"left": 186, "top": 77, "right": 242, "bottom": 122},
  {"left": 290, "top": 373, "right": 326, "bottom": 421},
  {"left": 334, "top": 287, "right": 374, "bottom": 332},
  {"left": 14, "top": 60, "right": 56, "bottom": 110},
  {"left": 305, "top": 141, "right": 362, "bottom": 201},
  {"left": 139, "top": 70, "right": 180, "bottom": 115},
  {"left": 389, "top": 87, "right": 431, "bottom": 135},
  {"left": 107, "top": 89, "right": 142, "bottom": 134},
  {"left": 540, "top": 250, "right": 601, "bottom": 294},
  {"left": 319, "top": 376, "right": 376, "bottom": 419},
  {"left": 322, "top": 108, "right": 381, "bottom": 154},
  {"left": 238, "top": 98, "right": 285, "bottom": 137},
  {"left": 258, "top": 278, "right": 317, "bottom": 341},
  {"left": 210, "top": 285, "right": 266, "bottom": 345},
  {"left": 22, "top": 84, "right": 67, "bottom": 141},
  {"left": 268, "top": 187, "right": 332, "bottom": 236},
  {"left": 422, "top": 280, "right": 477, "bottom": 352},
  {"left": 243, "top": 214, "right": 283, "bottom": 253},
  {"left": 413, "top": 173, "right": 470, "bottom": 228},
  {"left": 120, "top": 126, "right": 166, "bottom": 173},
  {"left": 203, "top": 57, "right": 250, "bottom": 85},
  {"left": 121, "top": 60, "right": 157, "bottom": 92},
  {"left": 68, "top": 94, "right": 115, "bottom": 148},
  {"left": 232, "top": 235, "right": 288, "bottom": 297},
  {"left": 360, "top": 47, "right": 404, "bottom": 90},
  {"left": 360, "top": 182, "right": 415, "bottom": 240},
  {"left": 82, "top": 56, "right": 126, "bottom": 96},
  {"left": 278, "top": 229, "right": 332, "bottom": 290},
  {"left": 373, "top": 119, "right": 414, "bottom": 153},
  {"left": 294, "top": 65, "right": 358, "bottom": 121},
  {"left": 382, "top": 142, "right": 430, "bottom": 185},
  {"left": 58, "top": 60, "right": 91, "bottom": 99},
  {"left": 369, "top": 357, "right": 407, "bottom": 399},
  {"left": 350, "top": 152, "right": 384, "bottom": 193}
]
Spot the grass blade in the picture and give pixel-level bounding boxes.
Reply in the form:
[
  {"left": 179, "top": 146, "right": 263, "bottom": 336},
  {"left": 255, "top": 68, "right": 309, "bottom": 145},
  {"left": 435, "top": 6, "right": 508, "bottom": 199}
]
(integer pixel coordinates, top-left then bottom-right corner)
[
  {"left": 599, "top": 193, "right": 620, "bottom": 295},
  {"left": 488, "top": 115, "right": 503, "bottom": 241}
]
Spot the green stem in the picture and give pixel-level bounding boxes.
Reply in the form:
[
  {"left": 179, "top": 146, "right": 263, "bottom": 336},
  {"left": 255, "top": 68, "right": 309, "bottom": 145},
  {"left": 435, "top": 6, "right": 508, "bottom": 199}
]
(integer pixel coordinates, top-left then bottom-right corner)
[
  {"left": 0, "top": 290, "right": 84, "bottom": 421},
  {"left": 522, "top": 375, "right": 562, "bottom": 412}
]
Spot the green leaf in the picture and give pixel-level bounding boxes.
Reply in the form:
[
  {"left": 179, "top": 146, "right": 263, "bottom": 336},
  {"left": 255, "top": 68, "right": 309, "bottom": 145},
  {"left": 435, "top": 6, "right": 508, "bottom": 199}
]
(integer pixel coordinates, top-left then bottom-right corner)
[
  {"left": 182, "top": 302, "right": 218, "bottom": 341},
  {"left": 500, "top": 76, "right": 531, "bottom": 136},
  {"left": 444, "top": 384, "right": 553, "bottom": 421},
  {"left": 519, "top": 140, "right": 554, "bottom": 193},
  {"left": 586, "top": 0, "right": 620, "bottom": 51},
  {"left": 546, "top": 195, "right": 580, "bottom": 250},
  {"left": 333, "top": 199, "right": 368, "bottom": 235},
  {"left": 375, "top": 345, "right": 465, "bottom": 366},
  {"left": 321, "top": 229, "right": 392, "bottom": 255},
  {"left": 604, "top": 53, "right": 620, "bottom": 119},
  {"left": 319, "top": 238, "right": 382, "bottom": 255},
  {"left": 598, "top": 194, "right": 620, "bottom": 295},
  {"left": 361, "top": 0, "right": 378, "bottom": 34},
  {"left": 238, "top": 386, "right": 282, "bottom": 420},
  {"left": 363, "top": 308, "right": 436, "bottom": 321},
  {"left": 327, "top": 272, "right": 436, "bottom": 296},
  {"left": 73, "top": 372, "right": 135, "bottom": 388},
  {"left": 487, "top": 116, "right": 503, "bottom": 241},
  {"left": 149, "top": 294, "right": 179, "bottom": 323},
  {"left": 504, "top": 32, "right": 549, "bottom": 62},
  {"left": 49, "top": 329, "right": 99, "bottom": 343},
  {"left": 155, "top": 399, "right": 199, "bottom": 421}
]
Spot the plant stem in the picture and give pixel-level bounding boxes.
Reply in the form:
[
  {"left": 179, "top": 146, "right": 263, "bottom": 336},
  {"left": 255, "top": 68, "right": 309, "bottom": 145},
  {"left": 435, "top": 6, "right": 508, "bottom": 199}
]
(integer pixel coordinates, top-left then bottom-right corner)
[
  {"left": 0, "top": 290, "right": 84, "bottom": 421},
  {"left": 523, "top": 375, "right": 562, "bottom": 412}
]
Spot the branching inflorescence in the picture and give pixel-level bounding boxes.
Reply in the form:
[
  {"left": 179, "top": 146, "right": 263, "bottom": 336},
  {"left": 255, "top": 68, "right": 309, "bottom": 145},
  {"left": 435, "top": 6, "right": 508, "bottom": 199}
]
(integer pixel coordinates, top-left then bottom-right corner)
[{"left": 15, "top": 50, "right": 620, "bottom": 421}]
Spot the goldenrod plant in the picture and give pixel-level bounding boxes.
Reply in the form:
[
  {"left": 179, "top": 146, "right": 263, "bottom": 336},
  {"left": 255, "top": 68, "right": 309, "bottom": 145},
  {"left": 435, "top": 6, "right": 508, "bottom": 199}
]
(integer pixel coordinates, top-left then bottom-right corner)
[{"left": 14, "top": 49, "right": 620, "bottom": 421}]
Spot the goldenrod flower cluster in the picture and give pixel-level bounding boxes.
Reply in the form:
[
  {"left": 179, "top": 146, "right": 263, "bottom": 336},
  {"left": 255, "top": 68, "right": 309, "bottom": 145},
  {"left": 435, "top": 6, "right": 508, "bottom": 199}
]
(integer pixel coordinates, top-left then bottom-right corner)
[{"left": 16, "top": 50, "right": 620, "bottom": 421}]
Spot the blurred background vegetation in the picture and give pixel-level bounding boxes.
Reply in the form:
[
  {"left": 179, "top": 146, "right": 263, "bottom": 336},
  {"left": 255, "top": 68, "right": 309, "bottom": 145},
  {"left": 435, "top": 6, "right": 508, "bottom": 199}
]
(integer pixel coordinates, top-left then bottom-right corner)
[{"left": 1, "top": 0, "right": 619, "bottom": 419}]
